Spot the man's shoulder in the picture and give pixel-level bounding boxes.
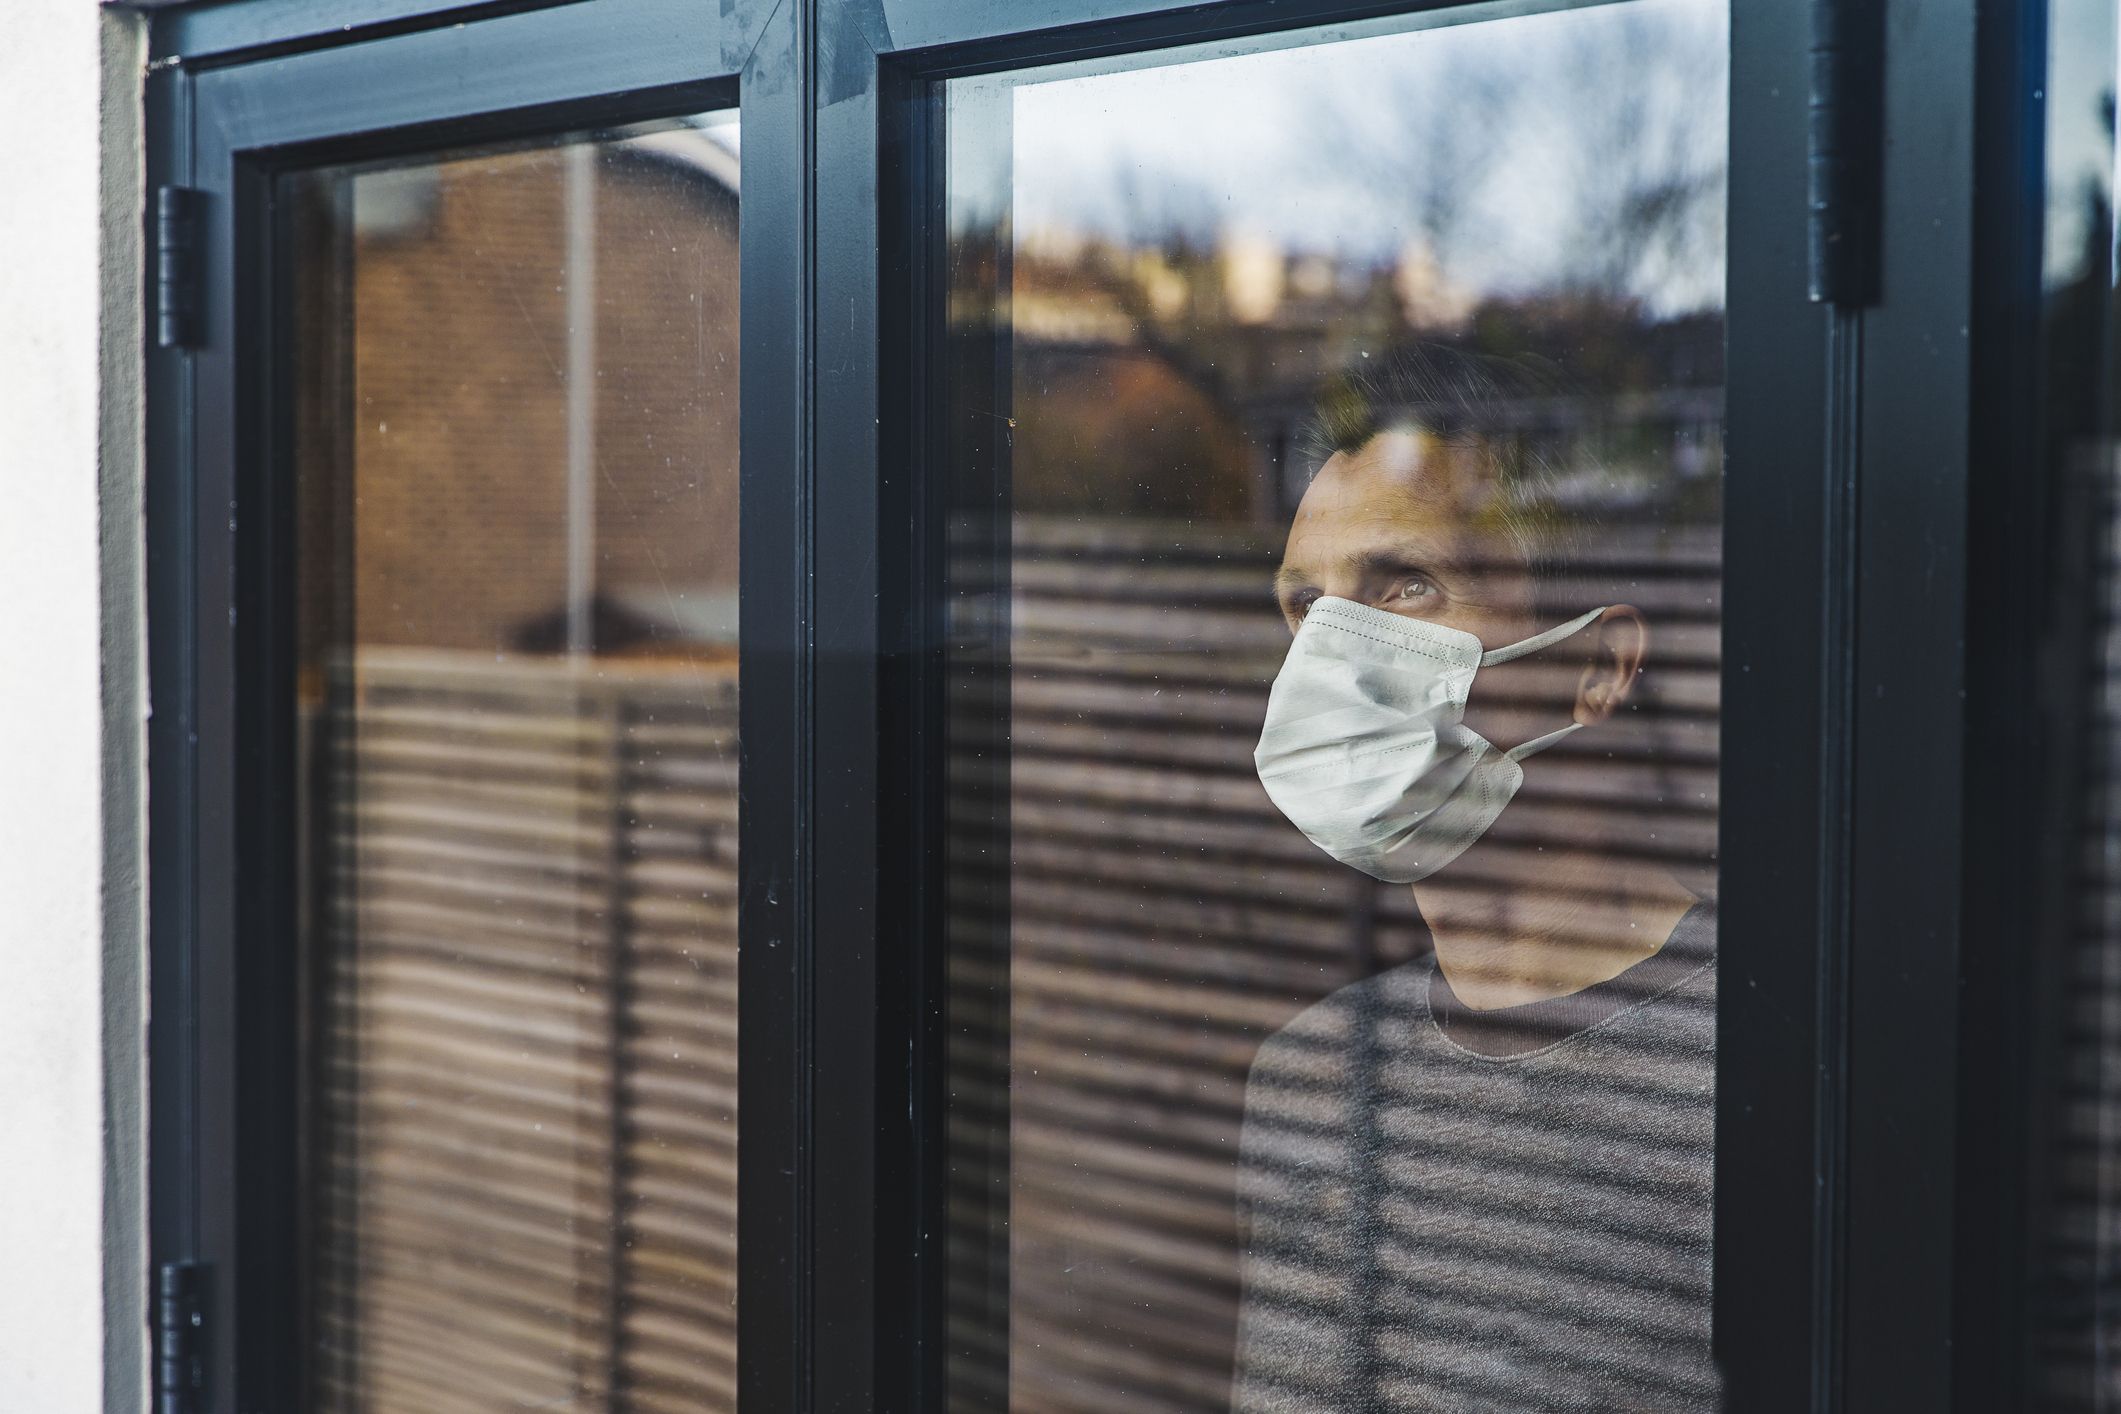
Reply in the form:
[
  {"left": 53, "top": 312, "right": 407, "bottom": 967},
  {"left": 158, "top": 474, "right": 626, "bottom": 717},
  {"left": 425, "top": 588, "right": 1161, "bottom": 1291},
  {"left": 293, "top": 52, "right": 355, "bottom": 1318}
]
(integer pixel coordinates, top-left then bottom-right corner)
[{"left": 1247, "top": 959, "right": 1433, "bottom": 1081}]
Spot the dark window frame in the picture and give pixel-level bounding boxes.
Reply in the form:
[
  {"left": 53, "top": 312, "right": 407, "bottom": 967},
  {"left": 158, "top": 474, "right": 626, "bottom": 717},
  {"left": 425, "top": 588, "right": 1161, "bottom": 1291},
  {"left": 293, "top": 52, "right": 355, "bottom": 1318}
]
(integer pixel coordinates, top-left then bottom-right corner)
[
  {"left": 144, "top": 7, "right": 768, "bottom": 1409},
  {"left": 140, "top": 0, "right": 2049, "bottom": 1408}
]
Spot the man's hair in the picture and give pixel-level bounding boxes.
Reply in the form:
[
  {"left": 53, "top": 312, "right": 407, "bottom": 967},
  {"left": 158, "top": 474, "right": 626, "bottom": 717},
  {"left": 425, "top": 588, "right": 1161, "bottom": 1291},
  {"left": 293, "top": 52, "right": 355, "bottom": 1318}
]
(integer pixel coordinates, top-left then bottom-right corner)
[{"left": 1297, "top": 342, "right": 1599, "bottom": 618}]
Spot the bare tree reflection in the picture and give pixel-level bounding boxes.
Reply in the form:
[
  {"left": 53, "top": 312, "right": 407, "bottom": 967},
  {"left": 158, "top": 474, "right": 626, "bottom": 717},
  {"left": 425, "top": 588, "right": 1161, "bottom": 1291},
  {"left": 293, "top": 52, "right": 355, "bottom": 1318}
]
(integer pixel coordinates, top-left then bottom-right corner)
[{"left": 1308, "top": 8, "right": 1726, "bottom": 311}]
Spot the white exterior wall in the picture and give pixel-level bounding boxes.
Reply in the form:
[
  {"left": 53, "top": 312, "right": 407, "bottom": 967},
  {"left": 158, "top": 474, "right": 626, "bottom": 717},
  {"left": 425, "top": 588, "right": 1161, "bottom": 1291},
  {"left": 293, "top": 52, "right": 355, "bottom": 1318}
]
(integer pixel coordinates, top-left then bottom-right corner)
[{"left": 0, "top": 4, "right": 147, "bottom": 1411}]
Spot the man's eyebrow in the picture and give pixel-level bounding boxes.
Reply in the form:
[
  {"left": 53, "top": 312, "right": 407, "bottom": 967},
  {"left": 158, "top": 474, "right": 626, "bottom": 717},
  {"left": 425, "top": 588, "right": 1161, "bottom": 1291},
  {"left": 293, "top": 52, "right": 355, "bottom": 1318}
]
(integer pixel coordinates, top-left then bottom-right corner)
[
  {"left": 1351, "top": 544, "right": 1458, "bottom": 579},
  {"left": 1272, "top": 564, "right": 1313, "bottom": 596}
]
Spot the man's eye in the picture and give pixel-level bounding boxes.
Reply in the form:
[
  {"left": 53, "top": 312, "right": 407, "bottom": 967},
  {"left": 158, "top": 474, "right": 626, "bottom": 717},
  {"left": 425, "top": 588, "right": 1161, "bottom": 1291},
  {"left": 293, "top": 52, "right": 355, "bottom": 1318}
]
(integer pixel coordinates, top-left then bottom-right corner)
[{"left": 1391, "top": 578, "right": 1434, "bottom": 602}]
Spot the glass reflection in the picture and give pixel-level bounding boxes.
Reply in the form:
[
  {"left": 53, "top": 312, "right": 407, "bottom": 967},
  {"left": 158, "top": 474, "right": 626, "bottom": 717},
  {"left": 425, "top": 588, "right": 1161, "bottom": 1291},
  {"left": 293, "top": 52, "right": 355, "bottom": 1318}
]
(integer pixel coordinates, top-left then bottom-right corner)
[
  {"left": 943, "top": 2, "right": 1726, "bottom": 1407},
  {"left": 289, "top": 116, "right": 740, "bottom": 1412},
  {"left": 2028, "top": 0, "right": 2121, "bottom": 1404}
]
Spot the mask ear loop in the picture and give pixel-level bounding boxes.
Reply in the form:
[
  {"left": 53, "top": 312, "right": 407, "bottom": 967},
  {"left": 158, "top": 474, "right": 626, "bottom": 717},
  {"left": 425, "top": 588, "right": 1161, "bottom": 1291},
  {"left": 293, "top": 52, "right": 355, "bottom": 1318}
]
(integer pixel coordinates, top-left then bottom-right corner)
[
  {"left": 1479, "top": 606, "right": 1608, "bottom": 764},
  {"left": 1504, "top": 721, "right": 1583, "bottom": 763},
  {"left": 1476, "top": 605, "right": 1609, "bottom": 667}
]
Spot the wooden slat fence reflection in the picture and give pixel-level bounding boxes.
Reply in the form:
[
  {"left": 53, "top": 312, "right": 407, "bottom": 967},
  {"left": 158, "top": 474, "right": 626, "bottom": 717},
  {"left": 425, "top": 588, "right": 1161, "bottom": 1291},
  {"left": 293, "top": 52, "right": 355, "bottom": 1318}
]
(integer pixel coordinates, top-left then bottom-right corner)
[
  {"left": 309, "top": 654, "right": 737, "bottom": 1414},
  {"left": 301, "top": 516, "right": 1717, "bottom": 1414},
  {"left": 2036, "top": 468, "right": 2121, "bottom": 1411},
  {"left": 957, "top": 516, "right": 1722, "bottom": 1413}
]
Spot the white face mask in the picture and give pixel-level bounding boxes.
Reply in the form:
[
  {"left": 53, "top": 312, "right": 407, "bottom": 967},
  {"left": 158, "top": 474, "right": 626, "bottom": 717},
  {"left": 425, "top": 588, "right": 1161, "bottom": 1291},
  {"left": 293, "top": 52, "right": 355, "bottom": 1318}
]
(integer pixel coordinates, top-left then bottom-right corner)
[{"left": 1253, "top": 597, "right": 1608, "bottom": 883}]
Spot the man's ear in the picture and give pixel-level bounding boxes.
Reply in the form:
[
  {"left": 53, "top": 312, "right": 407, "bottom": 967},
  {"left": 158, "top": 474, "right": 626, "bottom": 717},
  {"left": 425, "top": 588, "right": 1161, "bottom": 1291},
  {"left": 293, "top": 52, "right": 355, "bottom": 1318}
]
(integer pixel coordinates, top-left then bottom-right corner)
[{"left": 1573, "top": 605, "right": 1648, "bottom": 726}]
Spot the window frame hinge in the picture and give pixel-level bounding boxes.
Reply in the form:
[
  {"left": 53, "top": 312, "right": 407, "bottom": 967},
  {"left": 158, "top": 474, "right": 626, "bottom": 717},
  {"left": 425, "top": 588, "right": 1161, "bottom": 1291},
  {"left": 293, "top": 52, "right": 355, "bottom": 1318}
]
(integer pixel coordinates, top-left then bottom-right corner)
[
  {"left": 156, "top": 185, "right": 203, "bottom": 350},
  {"left": 155, "top": 1261, "right": 211, "bottom": 1414},
  {"left": 1807, "top": 0, "right": 1885, "bottom": 307}
]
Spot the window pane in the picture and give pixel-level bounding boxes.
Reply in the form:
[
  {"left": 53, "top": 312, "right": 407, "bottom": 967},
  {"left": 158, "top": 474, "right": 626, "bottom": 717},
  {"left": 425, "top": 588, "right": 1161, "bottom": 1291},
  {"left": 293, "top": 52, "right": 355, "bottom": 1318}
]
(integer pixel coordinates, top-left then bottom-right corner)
[
  {"left": 288, "top": 115, "right": 740, "bottom": 1411},
  {"left": 940, "top": 5, "right": 1727, "bottom": 1407},
  {"left": 2028, "top": 0, "right": 2121, "bottom": 1401}
]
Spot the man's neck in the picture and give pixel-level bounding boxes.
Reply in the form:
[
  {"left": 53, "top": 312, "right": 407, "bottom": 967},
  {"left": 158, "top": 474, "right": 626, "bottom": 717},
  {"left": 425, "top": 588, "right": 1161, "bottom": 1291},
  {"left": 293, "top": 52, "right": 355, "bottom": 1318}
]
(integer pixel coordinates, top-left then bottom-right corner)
[{"left": 1412, "top": 847, "right": 1701, "bottom": 1012}]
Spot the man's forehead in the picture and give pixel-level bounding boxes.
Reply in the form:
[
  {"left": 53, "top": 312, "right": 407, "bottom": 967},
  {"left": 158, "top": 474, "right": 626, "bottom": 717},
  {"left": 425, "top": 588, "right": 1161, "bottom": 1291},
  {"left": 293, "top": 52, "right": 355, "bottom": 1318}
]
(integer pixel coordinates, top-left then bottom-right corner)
[
  {"left": 1344, "top": 427, "right": 1443, "bottom": 481},
  {"left": 1287, "top": 437, "right": 1467, "bottom": 538},
  {"left": 1297, "top": 431, "right": 1492, "bottom": 516},
  {"left": 1278, "top": 433, "right": 1527, "bottom": 583}
]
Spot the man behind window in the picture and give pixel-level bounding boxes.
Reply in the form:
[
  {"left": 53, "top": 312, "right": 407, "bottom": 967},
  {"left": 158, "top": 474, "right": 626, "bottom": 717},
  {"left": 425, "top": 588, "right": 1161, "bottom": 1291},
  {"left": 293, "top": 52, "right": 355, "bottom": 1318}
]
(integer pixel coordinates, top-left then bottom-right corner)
[{"left": 1234, "top": 345, "right": 1719, "bottom": 1411}]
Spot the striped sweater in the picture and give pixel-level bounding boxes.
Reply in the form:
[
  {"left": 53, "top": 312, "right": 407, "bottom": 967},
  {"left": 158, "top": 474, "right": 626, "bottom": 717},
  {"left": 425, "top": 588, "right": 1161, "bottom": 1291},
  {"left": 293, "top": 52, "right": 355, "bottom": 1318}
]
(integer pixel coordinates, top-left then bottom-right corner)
[{"left": 1233, "top": 905, "right": 1718, "bottom": 1412}]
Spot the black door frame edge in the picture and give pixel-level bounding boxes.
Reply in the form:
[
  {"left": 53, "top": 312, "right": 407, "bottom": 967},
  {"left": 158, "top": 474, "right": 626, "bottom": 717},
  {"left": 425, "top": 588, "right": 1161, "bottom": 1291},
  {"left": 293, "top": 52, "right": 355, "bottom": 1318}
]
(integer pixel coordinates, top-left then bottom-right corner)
[
  {"left": 736, "top": 0, "right": 812, "bottom": 1407},
  {"left": 1840, "top": 0, "right": 1980, "bottom": 1406},
  {"left": 1954, "top": 0, "right": 2076, "bottom": 1402}
]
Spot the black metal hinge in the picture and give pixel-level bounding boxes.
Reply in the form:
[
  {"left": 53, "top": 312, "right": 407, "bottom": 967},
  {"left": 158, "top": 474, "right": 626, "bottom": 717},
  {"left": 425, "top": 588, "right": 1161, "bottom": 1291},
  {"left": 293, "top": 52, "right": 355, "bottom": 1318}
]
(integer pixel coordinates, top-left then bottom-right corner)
[
  {"left": 1808, "top": 0, "right": 1885, "bottom": 306},
  {"left": 156, "top": 185, "right": 202, "bottom": 349},
  {"left": 155, "top": 1261, "right": 210, "bottom": 1414}
]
